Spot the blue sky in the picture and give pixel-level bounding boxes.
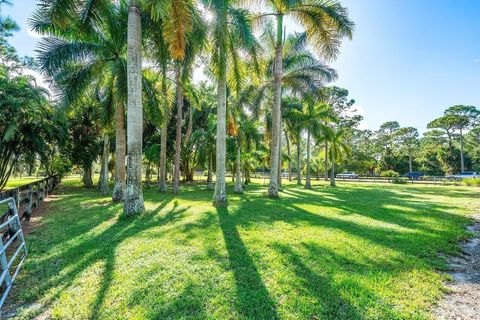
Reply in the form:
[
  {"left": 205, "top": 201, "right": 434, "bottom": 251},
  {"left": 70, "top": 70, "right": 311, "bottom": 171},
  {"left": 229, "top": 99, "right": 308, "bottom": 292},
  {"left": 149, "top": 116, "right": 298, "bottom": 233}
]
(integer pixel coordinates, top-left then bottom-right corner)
[{"left": 3, "top": 0, "right": 480, "bottom": 132}]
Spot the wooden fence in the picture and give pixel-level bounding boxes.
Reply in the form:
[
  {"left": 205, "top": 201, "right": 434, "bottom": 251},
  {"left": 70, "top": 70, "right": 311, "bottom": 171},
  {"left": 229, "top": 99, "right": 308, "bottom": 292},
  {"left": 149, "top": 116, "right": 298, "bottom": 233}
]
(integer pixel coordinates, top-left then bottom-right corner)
[
  {"left": 0, "top": 197, "right": 27, "bottom": 309},
  {"left": 0, "top": 175, "right": 61, "bottom": 228},
  {"left": 0, "top": 176, "right": 60, "bottom": 310}
]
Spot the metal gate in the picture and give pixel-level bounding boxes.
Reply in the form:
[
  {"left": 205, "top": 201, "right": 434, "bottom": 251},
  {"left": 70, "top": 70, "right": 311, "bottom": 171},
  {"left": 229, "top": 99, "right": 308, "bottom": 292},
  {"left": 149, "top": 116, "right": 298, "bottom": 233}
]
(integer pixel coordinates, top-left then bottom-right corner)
[{"left": 0, "top": 197, "right": 27, "bottom": 309}]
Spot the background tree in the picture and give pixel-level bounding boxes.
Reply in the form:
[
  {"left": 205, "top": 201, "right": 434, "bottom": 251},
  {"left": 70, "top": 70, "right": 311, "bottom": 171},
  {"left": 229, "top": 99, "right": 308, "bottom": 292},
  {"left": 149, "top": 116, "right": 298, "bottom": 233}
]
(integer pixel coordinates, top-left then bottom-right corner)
[
  {"left": 67, "top": 104, "right": 102, "bottom": 187},
  {"left": 203, "top": 0, "right": 260, "bottom": 206},
  {"left": 319, "top": 86, "right": 359, "bottom": 180},
  {"left": 33, "top": 2, "right": 130, "bottom": 202},
  {"left": 0, "top": 7, "right": 65, "bottom": 190},
  {"left": 397, "top": 127, "right": 419, "bottom": 173},
  {"left": 427, "top": 115, "right": 457, "bottom": 158},
  {"left": 254, "top": 0, "right": 354, "bottom": 198},
  {"left": 444, "top": 105, "right": 480, "bottom": 172},
  {"left": 328, "top": 129, "right": 349, "bottom": 187},
  {"left": 302, "top": 101, "right": 334, "bottom": 189}
]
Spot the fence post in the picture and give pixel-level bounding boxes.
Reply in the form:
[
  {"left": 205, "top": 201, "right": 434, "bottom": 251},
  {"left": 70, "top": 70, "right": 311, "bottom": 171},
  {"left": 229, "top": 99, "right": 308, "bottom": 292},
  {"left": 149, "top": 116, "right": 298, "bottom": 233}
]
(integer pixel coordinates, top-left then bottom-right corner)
[
  {"left": 34, "top": 182, "right": 40, "bottom": 209},
  {"left": 44, "top": 179, "right": 49, "bottom": 198},
  {"left": 0, "top": 240, "right": 11, "bottom": 288},
  {"left": 38, "top": 181, "right": 43, "bottom": 200},
  {"left": 14, "top": 188, "right": 20, "bottom": 210},
  {"left": 411, "top": 177, "right": 414, "bottom": 185},
  {"left": 26, "top": 184, "right": 33, "bottom": 220},
  {"left": 434, "top": 176, "right": 437, "bottom": 186}
]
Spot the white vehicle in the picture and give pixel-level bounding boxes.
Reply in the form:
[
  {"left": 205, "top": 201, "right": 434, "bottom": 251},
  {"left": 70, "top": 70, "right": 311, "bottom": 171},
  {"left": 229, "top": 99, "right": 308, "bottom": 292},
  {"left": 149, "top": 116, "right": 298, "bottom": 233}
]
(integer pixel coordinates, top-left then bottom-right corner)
[
  {"left": 447, "top": 171, "right": 479, "bottom": 180},
  {"left": 336, "top": 171, "right": 359, "bottom": 179}
]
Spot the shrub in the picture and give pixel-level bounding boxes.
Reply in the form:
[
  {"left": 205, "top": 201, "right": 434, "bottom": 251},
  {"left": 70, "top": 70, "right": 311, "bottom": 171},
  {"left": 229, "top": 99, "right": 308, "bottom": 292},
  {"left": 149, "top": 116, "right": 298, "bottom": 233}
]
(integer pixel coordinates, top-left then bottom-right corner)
[
  {"left": 380, "top": 170, "right": 399, "bottom": 177},
  {"left": 442, "top": 179, "right": 461, "bottom": 186},
  {"left": 392, "top": 177, "right": 407, "bottom": 184},
  {"left": 463, "top": 178, "right": 480, "bottom": 187}
]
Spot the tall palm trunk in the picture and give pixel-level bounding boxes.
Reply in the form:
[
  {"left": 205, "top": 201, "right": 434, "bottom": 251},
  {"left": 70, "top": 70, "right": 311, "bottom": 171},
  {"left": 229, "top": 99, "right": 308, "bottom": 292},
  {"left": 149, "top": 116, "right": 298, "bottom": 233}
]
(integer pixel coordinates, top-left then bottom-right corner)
[
  {"left": 158, "top": 71, "right": 168, "bottom": 192},
  {"left": 173, "top": 64, "right": 183, "bottom": 194},
  {"left": 124, "top": 0, "right": 144, "bottom": 216},
  {"left": 460, "top": 127, "right": 465, "bottom": 172},
  {"left": 268, "top": 14, "right": 283, "bottom": 198},
  {"left": 213, "top": 59, "right": 227, "bottom": 206},
  {"left": 296, "top": 133, "right": 302, "bottom": 185},
  {"left": 305, "top": 129, "right": 311, "bottom": 189},
  {"left": 285, "top": 129, "right": 292, "bottom": 181},
  {"left": 98, "top": 133, "right": 110, "bottom": 196},
  {"left": 234, "top": 138, "right": 243, "bottom": 193},
  {"left": 330, "top": 156, "right": 336, "bottom": 187},
  {"left": 112, "top": 103, "right": 126, "bottom": 202},
  {"left": 207, "top": 149, "right": 214, "bottom": 190},
  {"left": 324, "top": 143, "right": 329, "bottom": 181},
  {"left": 185, "top": 105, "right": 193, "bottom": 143},
  {"left": 277, "top": 117, "right": 282, "bottom": 189}
]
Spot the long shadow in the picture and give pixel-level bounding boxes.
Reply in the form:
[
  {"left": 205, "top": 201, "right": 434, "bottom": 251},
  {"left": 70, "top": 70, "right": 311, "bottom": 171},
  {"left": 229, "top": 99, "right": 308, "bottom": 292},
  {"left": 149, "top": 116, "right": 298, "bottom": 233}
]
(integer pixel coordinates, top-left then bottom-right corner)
[
  {"left": 12, "top": 193, "right": 187, "bottom": 318},
  {"left": 216, "top": 206, "right": 280, "bottom": 319},
  {"left": 89, "top": 250, "right": 115, "bottom": 320},
  {"left": 11, "top": 180, "right": 478, "bottom": 319},
  {"left": 273, "top": 243, "right": 365, "bottom": 319},
  {"left": 277, "top": 186, "right": 471, "bottom": 238}
]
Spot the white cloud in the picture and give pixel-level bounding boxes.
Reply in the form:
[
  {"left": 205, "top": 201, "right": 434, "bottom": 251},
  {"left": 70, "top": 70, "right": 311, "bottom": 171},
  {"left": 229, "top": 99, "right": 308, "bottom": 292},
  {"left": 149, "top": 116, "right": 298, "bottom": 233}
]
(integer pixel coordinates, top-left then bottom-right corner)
[{"left": 475, "top": 58, "right": 480, "bottom": 63}]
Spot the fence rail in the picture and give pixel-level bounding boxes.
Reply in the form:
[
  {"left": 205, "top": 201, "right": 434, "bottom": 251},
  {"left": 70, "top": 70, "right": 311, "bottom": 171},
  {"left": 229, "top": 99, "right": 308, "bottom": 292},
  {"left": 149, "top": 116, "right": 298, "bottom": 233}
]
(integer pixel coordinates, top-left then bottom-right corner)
[
  {"left": 0, "top": 175, "right": 60, "bottom": 310},
  {"left": 0, "top": 197, "right": 27, "bottom": 309},
  {"left": 331, "top": 176, "right": 445, "bottom": 185},
  {"left": 0, "top": 175, "right": 61, "bottom": 227},
  {"left": 197, "top": 171, "right": 459, "bottom": 185}
]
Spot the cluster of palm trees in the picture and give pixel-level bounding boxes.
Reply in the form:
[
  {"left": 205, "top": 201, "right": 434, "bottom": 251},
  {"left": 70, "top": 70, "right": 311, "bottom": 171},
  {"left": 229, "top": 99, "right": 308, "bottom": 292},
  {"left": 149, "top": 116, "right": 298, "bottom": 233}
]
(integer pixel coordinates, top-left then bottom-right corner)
[{"left": 31, "top": 0, "right": 353, "bottom": 215}]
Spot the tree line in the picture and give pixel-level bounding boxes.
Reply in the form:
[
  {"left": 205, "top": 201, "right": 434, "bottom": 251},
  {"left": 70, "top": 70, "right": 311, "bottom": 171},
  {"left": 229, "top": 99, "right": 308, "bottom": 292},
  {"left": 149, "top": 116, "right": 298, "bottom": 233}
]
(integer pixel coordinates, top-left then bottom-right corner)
[{"left": 1, "top": 1, "right": 478, "bottom": 216}]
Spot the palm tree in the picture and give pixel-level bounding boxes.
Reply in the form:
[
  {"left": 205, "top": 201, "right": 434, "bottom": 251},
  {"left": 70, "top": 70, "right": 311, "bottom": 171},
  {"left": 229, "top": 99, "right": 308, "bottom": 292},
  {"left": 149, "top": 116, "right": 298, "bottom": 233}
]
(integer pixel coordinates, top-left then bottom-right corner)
[
  {"left": 302, "top": 102, "right": 335, "bottom": 189},
  {"left": 0, "top": 72, "right": 59, "bottom": 190},
  {"left": 172, "top": 62, "right": 184, "bottom": 193},
  {"left": 33, "top": 3, "right": 130, "bottom": 202},
  {"left": 283, "top": 98, "right": 303, "bottom": 184},
  {"left": 96, "top": 89, "right": 115, "bottom": 196},
  {"left": 171, "top": 13, "right": 206, "bottom": 194},
  {"left": 328, "top": 128, "right": 349, "bottom": 187},
  {"left": 249, "top": 30, "right": 338, "bottom": 187},
  {"left": 98, "top": 132, "right": 110, "bottom": 195},
  {"left": 253, "top": 0, "right": 354, "bottom": 198},
  {"left": 123, "top": 0, "right": 144, "bottom": 215},
  {"left": 202, "top": 0, "right": 260, "bottom": 206},
  {"left": 144, "top": 16, "right": 171, "bottom": 193}
]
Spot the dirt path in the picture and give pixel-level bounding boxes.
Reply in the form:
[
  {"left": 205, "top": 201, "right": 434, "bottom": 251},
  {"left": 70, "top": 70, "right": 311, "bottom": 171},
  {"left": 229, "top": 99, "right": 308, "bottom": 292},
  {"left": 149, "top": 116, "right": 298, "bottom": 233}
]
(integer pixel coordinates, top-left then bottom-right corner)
[{"left": 433, "top": 214, "right": 480, "bottom": 320}]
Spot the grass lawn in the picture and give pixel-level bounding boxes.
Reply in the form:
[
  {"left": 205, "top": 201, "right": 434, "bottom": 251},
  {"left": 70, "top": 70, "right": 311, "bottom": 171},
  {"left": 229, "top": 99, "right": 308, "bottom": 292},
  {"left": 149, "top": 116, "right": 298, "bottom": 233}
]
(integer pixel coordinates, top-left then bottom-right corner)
[
  {"left": 9, "top": 178, "right": 479, "bottom": 319},
  {"left": 3, "top": 177, "right": 43, "bottom": 190}
]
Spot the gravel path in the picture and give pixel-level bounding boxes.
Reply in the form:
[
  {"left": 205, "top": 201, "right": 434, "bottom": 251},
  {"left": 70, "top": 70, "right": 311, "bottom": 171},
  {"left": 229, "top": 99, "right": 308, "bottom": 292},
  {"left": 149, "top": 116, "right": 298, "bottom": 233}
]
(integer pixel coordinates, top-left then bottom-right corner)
[{"left": 433, "top": 214, "right": 480, "bottom": 320}]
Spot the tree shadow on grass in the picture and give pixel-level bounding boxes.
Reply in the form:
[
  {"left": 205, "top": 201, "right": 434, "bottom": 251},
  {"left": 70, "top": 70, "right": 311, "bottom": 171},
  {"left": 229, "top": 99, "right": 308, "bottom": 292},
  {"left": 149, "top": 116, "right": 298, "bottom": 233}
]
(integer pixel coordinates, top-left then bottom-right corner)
[
  {"left": 11, "top": 181, "right": 478, "bottom": 319},
  {"left": 12, "top": 194, "right": 189, "bottom": 319},
  {"left": 272, "top": 242, "right": 366, "bottom": 319},
  {"left": 216, "top": 206, "right": 280, "bottom": 320},
  {"left": 277, "top": 185, "right": 471, "bottom": 243}
]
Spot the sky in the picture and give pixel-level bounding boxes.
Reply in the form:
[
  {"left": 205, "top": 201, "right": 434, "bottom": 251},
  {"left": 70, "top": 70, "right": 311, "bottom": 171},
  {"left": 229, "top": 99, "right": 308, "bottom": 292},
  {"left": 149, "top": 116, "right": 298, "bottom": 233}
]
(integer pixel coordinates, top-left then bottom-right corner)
[{"left": 3, "top": 0, "right": 480, "bottom": 132}]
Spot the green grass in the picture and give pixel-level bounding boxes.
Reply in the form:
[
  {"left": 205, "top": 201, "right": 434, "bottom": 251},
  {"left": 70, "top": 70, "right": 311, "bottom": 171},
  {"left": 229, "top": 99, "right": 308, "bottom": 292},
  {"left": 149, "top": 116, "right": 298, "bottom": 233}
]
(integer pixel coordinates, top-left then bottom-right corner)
[
  {"left": 3, "top": 177, "right": 42, "bottom": 190},
  {"left": 10, "top": 178, "right": 479, "bottom": 319}
]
